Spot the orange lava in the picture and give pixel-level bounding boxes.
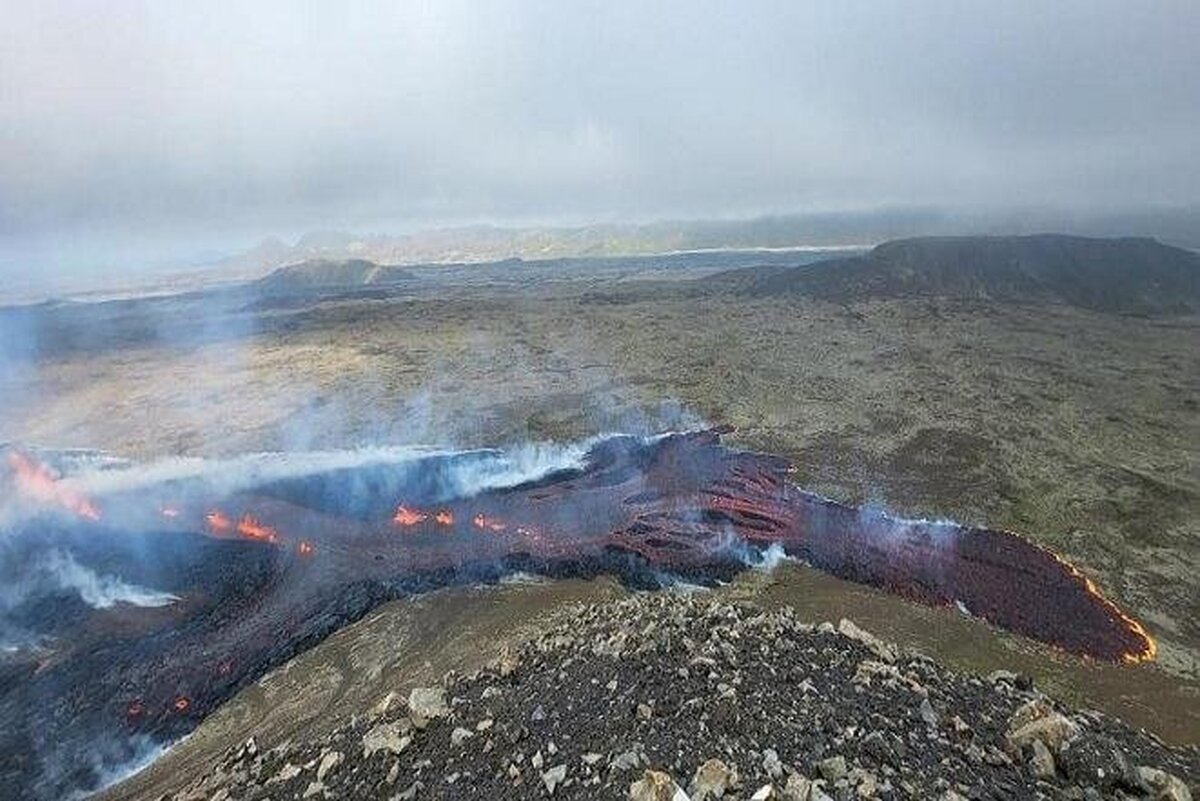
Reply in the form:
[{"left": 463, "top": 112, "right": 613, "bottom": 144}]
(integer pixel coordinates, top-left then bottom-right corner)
[
  {"left": 1040, "top": 543, "right": 1157, "bottom": 663},
  {"left": 435, "top": 509, "right": 455, "bottom": 526},
  {"left": 392, "top": 504, "right": 427, "bottom": 526},
  {"left": 297, "top": 540, "right": 315, "bottom": 557},
  {"left": 172, "top": 696, "right": 191, "bottom": 713},
  {"left": 206, "top": 510, "right": 232, "bottom": 533},
  {"left": 236, "top": 514, "right": 280, "bottom": 544},
  {"left": 6, "top": 450, "right": 101, "bottom": 521}
]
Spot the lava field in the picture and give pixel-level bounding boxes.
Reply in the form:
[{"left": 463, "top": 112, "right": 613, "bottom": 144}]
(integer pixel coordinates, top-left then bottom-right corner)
[{"left": 0, "top": 430, "right": 1156, "bottom": 799}]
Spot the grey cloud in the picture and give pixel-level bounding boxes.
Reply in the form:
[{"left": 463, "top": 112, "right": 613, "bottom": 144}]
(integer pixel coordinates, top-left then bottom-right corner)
[{"left": 1, "top": 0, "right": 1198, "bottom": 275}]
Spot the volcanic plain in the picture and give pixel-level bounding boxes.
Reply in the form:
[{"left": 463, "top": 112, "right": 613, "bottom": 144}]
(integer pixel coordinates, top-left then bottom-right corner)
[{"left": 1, "top": 239, "right": 1198, "bottom": 796}]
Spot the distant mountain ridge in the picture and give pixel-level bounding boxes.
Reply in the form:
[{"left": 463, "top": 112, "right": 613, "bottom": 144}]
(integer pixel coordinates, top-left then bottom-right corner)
[
  {"left": 256, "top": 258, "right": 416, "bottom": 290},
  {"left": 212, "top": 207, "right": 1200, "bottom": 278},
  {"left": 703, "top": 234, "right": 1200, "bottom": 315},
  {"left": 224, "top": 219, "right": 876, "bottom": 275}
]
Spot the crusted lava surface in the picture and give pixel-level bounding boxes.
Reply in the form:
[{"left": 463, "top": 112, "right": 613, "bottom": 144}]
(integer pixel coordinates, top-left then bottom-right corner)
[{"left": 0, "top": 430, "right": 1155, "bottom": 799}]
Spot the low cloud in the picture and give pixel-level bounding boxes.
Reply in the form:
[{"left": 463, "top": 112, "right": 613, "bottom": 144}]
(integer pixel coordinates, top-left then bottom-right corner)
[{"left": 2, "top": 1, "right": 1197, "bottom": 276}]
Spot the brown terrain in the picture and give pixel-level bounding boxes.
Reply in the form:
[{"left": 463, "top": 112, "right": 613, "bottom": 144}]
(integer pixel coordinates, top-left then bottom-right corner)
[{"left": 0, "top": 236, "right": 1196, "bottom": 796}]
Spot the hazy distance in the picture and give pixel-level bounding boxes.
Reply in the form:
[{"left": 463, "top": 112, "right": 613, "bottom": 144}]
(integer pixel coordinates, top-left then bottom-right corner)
[{"left": 2, "top": 1, "right": 1198, "bottom": 290}]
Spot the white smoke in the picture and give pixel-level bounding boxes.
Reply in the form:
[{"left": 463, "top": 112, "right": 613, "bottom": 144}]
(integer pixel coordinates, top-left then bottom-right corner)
[
  {"left": 54, "top": 438, "right": 603, "bottom": 502},
  {"left": 496, "top": 571, "right": 549, "bottom": 586},
  {"left": 37, "top": 550, "right": 177, "bottom": 609},
  {"left": 750, "top": 541, "right": 793, "bottom": 571},
  {"left": 66, "top": 734, "right": 177, "bottom": 801},
  {"left": 0, "top": 631, "right": 47, "bottom": 653},
  {"left": 64, "top": 445, "right": 445, "bottom": 497},
  {"left": 854, "top": 499, "right": 959, "bottom": 531},
  {"left": 657, "top": 578, "right": 715, "bottom": 593},
  {"left": 438, "top": 438, "right": 594, "bottom": 498},
  {"left": 706, "top": 527, "right": 796, "bottom": 573},
  {"left": 4, "top": 434, "right": 694, "bottom": 529}
]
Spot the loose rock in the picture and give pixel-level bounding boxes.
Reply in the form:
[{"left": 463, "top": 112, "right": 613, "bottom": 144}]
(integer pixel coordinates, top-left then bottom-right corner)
[
  {"left": 690, "top": 758, "right": 737, "bottom": 800},
  {"left": 315, "top": 750, "right": 342, "bottom": 783},
  {"left": 630, "top": 769, "right": 688, "bottom": 801},
  {"left": 162, "top": 594, "right": 1198, "bottom": 801},
  {"left": 407, "top": 686, "right": 449, "bottom": 723},
  {"left": 542, "top": 764, "right": 568, "bottom": 795}
]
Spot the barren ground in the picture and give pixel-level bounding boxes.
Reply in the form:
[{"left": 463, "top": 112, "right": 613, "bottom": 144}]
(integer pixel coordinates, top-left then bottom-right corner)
[{"left": 3, "top": 259, "right": 1197, "bottom": 782}]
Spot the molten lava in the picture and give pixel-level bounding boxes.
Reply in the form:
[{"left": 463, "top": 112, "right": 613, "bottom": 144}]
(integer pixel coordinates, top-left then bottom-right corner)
[
  {"left": 6, "top": 449, "right": 101, "bottom": 521},
  {"left": 1038, "top": 543, "right": 1158, "bottom": 663},
  {"left": 435, "top": 509, "right": 455, "bottom": 526},
  {"left": 235, "top": 514, "right": 280, "bottom": 544},
  {"left": 297, "top": 540, "right": 315, "bottom": 557},
  {"left": 392, "top": 504, "right": 427, "bottom": 526}
]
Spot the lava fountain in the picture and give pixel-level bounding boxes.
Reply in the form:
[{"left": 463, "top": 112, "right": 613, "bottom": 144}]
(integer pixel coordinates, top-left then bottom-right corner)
[{"left": 0, "top": 431, "right": 1155, "bottom": 799}]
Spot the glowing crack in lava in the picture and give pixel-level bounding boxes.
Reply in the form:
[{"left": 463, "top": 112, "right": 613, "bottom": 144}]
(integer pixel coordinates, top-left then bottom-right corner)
[{"left": 0, "top": 431, "right": 1156, "bottom": 799}]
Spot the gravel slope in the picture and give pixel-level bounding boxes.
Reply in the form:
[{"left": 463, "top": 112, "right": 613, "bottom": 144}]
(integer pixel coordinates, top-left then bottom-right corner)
[{"left": 165, "top": 593, "right": 1197, "bottom": 800}]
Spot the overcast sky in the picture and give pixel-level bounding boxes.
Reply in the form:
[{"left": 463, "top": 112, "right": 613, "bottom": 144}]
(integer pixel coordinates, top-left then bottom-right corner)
[{"left": 2, "top": 1, "right": 1198, "bottom": 277}]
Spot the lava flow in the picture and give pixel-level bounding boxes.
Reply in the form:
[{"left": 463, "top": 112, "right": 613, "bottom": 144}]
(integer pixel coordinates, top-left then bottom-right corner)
[
  {"left": 6, "top": 449, "right": 102, "bottom": 521},
  {"left": 392, "top": 504, "right": 427, "bottom": 526},
  {"left": 0, "top": 430, "right": 1157, "bottom": 800},
  {"left": 235, "top": 514, "right": 280, "bottom": 544}
]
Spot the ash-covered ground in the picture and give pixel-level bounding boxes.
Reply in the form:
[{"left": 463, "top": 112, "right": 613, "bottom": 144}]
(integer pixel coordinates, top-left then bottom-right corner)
[{"left": 150, "top": 593, "right": 1198, "bottom": 800}]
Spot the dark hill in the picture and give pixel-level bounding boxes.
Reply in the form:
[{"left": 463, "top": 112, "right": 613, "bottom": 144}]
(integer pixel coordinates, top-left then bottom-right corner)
[
  {"left": 257, "top": 258, "right": 416, "bottom": 291},
  {"left": 704, "top": 235, "right": 1200, "bottom": 314}
]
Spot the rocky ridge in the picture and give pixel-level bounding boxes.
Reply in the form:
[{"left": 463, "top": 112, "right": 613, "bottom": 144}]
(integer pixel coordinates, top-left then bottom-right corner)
[
  {"left": 703, "top": 235, "right": 1200, "bottom": 315},
  {"left": 257, "top": 258, "right": 416, "bottom": 290},
  {"left": 159, "top": 594, "right": 1196, "bottom": 800}
]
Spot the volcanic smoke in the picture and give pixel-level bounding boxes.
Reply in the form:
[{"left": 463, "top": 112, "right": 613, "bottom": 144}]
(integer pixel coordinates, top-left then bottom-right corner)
[{"left": 0, "top": 431, "right": 1156, "bottom": 799}]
